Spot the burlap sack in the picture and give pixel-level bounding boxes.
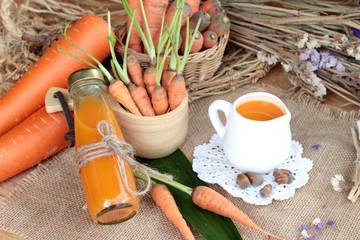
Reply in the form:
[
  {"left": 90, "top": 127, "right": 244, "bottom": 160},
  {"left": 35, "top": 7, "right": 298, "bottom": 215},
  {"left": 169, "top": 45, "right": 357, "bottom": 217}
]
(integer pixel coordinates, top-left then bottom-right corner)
[{"left": 1, "top": 83, "right": 359, "bottom": 240}]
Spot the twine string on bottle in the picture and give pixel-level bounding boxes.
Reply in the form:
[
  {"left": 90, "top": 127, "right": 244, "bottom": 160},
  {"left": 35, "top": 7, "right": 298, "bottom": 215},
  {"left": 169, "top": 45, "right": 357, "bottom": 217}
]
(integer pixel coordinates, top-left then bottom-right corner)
[{"left": 76, "top": 120, "right": 157, "bottom": 196}]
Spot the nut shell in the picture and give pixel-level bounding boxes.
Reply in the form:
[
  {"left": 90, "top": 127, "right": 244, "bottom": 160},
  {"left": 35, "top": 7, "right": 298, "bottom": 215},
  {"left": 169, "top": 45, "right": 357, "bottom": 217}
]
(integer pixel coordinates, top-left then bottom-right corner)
[
  {"left": 260, "top": 184, "right": 273, "bottom": 198},
  {"left": 245, "top": 172, "right": 263, "bottom": 186},
  {"left": 236, "top": 173, "right": 251, "bottom": 189},
  {"left": 274, "top": 172, "right": 294, "bottom": 184}
]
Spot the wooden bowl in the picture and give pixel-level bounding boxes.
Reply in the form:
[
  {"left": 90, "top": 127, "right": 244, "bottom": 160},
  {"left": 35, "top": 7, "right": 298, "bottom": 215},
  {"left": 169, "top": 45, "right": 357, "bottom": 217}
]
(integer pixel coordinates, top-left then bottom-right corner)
[{"left": 111, "top": 93, "right": 189, "bottom": 159}]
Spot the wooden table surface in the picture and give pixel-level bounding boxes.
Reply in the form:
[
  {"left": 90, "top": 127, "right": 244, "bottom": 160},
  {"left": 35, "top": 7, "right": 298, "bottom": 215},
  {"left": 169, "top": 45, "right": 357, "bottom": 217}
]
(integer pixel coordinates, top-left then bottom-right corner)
[{"left": 0, "top": 65, "right": 358, "bottom": 240}]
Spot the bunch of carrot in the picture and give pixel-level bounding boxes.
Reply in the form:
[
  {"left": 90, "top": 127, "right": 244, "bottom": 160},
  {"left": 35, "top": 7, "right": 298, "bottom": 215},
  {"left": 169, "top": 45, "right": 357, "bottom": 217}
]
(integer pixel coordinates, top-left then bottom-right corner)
[
  {"left": 136, "top": 169, "right": 285, "bottom": 240},
  {"left": 0, "top": 15, "right": 111, "bottom": 182}
]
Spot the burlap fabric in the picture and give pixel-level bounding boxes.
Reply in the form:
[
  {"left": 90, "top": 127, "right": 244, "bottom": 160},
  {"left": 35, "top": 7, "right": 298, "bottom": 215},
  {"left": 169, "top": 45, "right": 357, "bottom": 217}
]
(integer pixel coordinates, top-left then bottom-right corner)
[{"left": 0, "top": 83, "right": 359, "bottom": 240}]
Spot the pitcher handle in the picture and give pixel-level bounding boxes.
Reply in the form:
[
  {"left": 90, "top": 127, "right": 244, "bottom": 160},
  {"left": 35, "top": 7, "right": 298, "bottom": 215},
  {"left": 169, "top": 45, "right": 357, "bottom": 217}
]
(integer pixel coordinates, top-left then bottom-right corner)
[{"left": 208, "top": 100, "right": 232, "bottom": 140}]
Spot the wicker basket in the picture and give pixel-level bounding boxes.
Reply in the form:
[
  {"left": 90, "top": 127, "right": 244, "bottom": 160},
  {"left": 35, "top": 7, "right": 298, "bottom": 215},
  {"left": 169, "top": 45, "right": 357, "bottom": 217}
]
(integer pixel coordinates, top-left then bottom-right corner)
[{"left": 115, "top": 26, "right": 229, "bottom": 83}]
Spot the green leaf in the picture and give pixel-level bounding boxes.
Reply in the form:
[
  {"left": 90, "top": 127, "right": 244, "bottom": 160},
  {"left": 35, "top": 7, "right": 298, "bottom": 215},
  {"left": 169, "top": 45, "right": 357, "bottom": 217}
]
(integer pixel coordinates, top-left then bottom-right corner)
[{"left": 137, "top": 149, "right": 243, "bottom": 240}]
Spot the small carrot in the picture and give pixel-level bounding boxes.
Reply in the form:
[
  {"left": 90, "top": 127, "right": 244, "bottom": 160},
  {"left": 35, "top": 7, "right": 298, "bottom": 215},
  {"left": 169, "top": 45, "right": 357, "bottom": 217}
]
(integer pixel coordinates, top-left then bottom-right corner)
[
  {"left": 189, "top": 10, "right": 211, "bottom": 33},
  {"left": 0, "top": 106, "right": 70, "bottom": 182},
  {"left": 186, "top": 0, "right": 200, "bottom": 16},
  {"left": 192, "top": 186, "right": 285, "bottom": 240},
  {"left": 128, "top": 84, "right": 155, "bottom": 116},
  {"left": 202, "top": 30, "right": 218, "bottom": 49},
  {"left": 180, "top": 29, "right": 203, "bottom": 54},
  {"left": 151, "top": 86, "right": 169, "bottom": 115},
  {"left": 143, "top": 66, "right": 157, "bottom": 96},
  {"left": 108, "top": 80, "right": 142, "bottom": 115},
  {"left": 126, "top": 0, "right": 143, "bottom": 53},
  {"left": 199, "top": 0, "right": 221, "bottom": 13},
  {"left": 127, "top": 53, "right": 145, "bottom": 87},
  {"left": 151, "top": 184, "right": 195, "bottom": 240},
  {"left": 167, "top": 73, "right": 187, "bottom": 110},
  {"left": 142, "top": 0, "right": 169, "bottom": 42},
  {"left": 0, "top": 14, "right": 110, "bottom": 136},
  {"left": 207, "top": 13, "right": 230, "bottom": 37},
  {"left": 161, "top": 69, "right": 177, "bottom": 91},
  {"left": 206, "top": 6, "right": 226, "bottom": 18}
]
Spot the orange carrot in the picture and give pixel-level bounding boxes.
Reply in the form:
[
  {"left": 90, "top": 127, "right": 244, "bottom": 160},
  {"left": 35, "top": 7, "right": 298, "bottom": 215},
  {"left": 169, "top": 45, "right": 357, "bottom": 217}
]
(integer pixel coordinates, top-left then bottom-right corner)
[
  {"left": 202, "top": 30, "right": 218, "bottom": 49},
  {"left": 151, "top": 86, "right": 169, "bottom": 115},
  {"left": 129, "top": 84, "right": 155, "bottom": 116},
  {"left": 108, "top": 80, "right": 142, "bottom": 115},
  {"left": 186, "top": 0, "right": 201, "bottom": 16},
  {"left": 167, "top": 74, "right": 186, "bottom": 110},
  {"left": 192, "top": 186, "right": 285, "bottom": 240},
  {"left": 199, "top": 0, "right": 221, "bottom": 13},
  {"left": 161, "top": 69, "right": 177, "bottom": 91},
  {"left": 0, "top": 106, "right": 70, "bottom": 182},
  {"left": 207, "top": 13, "right": 230, "bottom": 37},
  {"left": 142, "top": 0, "right": 169, "bottom": 42},
  {"left": 0, "top": 14, "right": 111, "bottom": 136},
  {"left": 127, "top": 0, "right": 143, "bottom": 53},
  {"left": 180, "top": 29, "right": 203, "bottom": 54},
  {"left": 151, "top": 184, "right": 195, "bottom": 240},
  {"left": 207, "top": 6, "right": 226, "bottom": 18},
  {"left": 127, "top": 53, "right": 145, "bottom": 87},
  {"left": 189, "top": 10, "right": 211, "bottom": 32},
  {"left": 143, "top": 66, "right": 157, "bottom": 96}
]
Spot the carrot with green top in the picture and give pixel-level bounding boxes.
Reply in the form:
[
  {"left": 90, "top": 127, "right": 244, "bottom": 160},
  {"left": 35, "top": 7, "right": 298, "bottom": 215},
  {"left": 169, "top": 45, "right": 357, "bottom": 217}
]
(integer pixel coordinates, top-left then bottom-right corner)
[
  {"left": 127, "top": 0, "right": 143, "bottom": 53},
  {"left": 0, "top": 14, "right": 110, "bottom": 136},
  {"left": 142, "top": 0, "right": 169, "bottom": 42},
  {"left": 151, "top": 184, "right": 195, "bottom": 240},
  {"left": 127, "top": 53, "right": 145, "bottom": 87}
]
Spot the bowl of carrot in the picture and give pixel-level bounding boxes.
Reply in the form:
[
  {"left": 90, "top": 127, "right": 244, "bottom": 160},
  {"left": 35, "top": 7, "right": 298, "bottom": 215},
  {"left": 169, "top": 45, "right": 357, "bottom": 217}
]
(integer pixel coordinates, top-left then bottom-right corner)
[{"left": 111, "top": 91, "right": 189, "bottom": 159}]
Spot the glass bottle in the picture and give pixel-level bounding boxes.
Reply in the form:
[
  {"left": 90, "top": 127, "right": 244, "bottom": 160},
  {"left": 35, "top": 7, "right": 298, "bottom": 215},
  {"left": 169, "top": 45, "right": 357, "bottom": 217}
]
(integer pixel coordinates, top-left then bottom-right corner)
[{"left": 68, "top": 68, "right": 140, "bottom": 224}]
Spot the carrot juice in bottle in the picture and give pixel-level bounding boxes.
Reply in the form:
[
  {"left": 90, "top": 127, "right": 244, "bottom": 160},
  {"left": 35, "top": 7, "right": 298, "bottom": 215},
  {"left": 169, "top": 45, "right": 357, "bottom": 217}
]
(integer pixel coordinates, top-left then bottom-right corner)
[{"left": 68, "top": 68, "right": 139, "bottom": 224}]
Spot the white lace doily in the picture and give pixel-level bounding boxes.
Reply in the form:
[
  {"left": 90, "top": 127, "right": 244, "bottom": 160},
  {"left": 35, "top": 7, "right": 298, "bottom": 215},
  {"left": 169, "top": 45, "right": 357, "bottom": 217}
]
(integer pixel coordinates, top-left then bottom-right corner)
[{"left": 192, "top": 134, "right": 313, "bottom": 205}]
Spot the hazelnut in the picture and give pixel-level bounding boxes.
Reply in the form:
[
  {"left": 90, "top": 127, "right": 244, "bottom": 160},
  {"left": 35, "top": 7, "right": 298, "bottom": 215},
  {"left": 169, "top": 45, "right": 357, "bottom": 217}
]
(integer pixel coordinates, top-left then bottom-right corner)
[
  {"left": 259, "top": 184, "right": 272, "bottom": 198},
  {"left": 273, "top": 168, "right": 291, "bottom": 178},
  {"left": 236, "top": 173, "right": 250, "bottom": 189},
  {"left": 245, "top": 172, "right": 263, "bottom": 186},
  {"left": 274, "top": 172, "right": 293, "bottom": 184}
]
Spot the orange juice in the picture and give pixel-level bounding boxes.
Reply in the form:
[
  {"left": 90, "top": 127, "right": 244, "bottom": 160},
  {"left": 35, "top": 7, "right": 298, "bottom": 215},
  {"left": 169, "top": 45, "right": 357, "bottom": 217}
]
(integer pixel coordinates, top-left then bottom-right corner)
[
  {"left": 69, "top": 68, "right": 139, "bottom": 224},
  {"left": 236, "top": 99, "right": 285, "bottom": 121}
]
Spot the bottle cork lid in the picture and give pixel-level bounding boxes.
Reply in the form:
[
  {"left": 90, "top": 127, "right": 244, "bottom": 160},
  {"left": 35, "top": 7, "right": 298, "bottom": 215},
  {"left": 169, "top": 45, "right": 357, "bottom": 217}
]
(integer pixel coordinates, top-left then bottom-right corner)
[{"left": 67, "top": 68, "right": 108, "bottom": 92}]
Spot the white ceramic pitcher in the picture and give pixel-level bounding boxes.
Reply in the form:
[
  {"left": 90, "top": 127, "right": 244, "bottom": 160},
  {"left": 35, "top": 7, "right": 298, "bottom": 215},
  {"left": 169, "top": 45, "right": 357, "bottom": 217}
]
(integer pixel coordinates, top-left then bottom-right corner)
[{"left": 208, "top": 92, "right": 292, "bottom": 173}]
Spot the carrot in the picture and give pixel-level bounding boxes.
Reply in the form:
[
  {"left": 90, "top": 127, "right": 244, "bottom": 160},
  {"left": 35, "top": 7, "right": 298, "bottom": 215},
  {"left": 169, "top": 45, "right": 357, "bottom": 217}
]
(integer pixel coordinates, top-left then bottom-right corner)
[
  {"left": 142, "top": 0, "right": 169, "bottom": 42},
  {"left": 192, "top": 186, "right": 285, "bottom": 240},
  {"left": 189, "top": 10, "right": 211, "bottom": 32},
  {"left": 143, "top": 66, "right": 157, "bottom": 96},
  {"left": 108, "top": 80, "right": 142, "bottom": 115},
  {"left": 127, "top": 53, "right": 145, "bottom": 87},
  {"left": 126, "top": 0, "right": 143, "bottom": 53},
  {"left": 0, "top": 106, "right": 69, "bottom": 182},
  {"left": 128, "top": 84, "right": 155, "bottom": 116},
  {"left": 167, "top": 74, "right": 186, "bottom": 110},
  {"left": 161, "top": 69, "right": 177, "bottom": 91},
  {"left": 151, "top": 184, "right": 195, "bottom": 240},
  {"left": 207, "top": 13, "right": 230, "bottom": 37},
  {"left": 151, "top": 86, "right": 169, "bottom": 115},
  {"left": 199, "top": 0, "right": 221, "bottom": 13},
  {"left": 206, "top": 6, "right": 226, "bottom": 18},
  {"left": 186, "top": 0, "right": 201, "bottom": 16},
  {"left": 180, "top": 29, "right": 203, "bottom": 54},
  {"left": 202, "top": 30, "right": 218, "bottom": 49},
  {"left": 0, "top": 14, "right": 110, "bottom": 136}
]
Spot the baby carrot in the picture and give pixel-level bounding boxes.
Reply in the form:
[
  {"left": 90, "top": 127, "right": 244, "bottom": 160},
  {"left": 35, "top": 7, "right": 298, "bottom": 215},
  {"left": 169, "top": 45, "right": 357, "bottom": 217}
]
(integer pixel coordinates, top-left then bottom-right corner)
[
  {"left": 192, "top": 186, "right": 285, "bottom": 240},
  {"left": 0, "top": 106, "right": 69, "bottom": 182},
  {"left": 207, "top": 13, "right": 230, "bottom": 37},
  {"left": 126, "top": 0, "right": 143, "bottom": 53},
  {"left": 167, "top": 74, "right": 186, "bottom": 110},
  {"left": 180, "top": 29, "right": 203, "bottom": 54},
  {"left": 142, "top": 0, "right": 169, "bottom": 42},
  {"left": 161, "top": 69, "right": 177, "bottom": 91},
  {"left": 0, "top": 14, "right": 110, "bottom": 136},
  {"left": 151, "top": 86, "right": 169, "bottom": 115},
  {"left": 127, "top": 53, "right": 145, "bottom": 87},
  {"left": 199, "top": 0, "right": 221, "bottom": 13},
  {"left": 129, "top": 84, "right": 155, "bottom": 116},
  {"left": 151, "top": 184, "right": 195, "bottom": 240},
  {"left": 202, "top": 30, "right": 218, "bottom": 49},
  {"left": 108, "top": 80, "right": 142, "bottom": 115},
  {"left": 189, "top": 10, "right": 211, "bottom": 32},
  {"left": 143, "top": 66, "right": 157, "bottom": 96}
]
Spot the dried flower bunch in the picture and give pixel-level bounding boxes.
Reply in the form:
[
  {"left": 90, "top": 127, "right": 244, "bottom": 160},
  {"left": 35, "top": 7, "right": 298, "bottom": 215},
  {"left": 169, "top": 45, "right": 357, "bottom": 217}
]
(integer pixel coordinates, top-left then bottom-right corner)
[{"left": 222, "top": 0, "right": 360, "bottom": 106}]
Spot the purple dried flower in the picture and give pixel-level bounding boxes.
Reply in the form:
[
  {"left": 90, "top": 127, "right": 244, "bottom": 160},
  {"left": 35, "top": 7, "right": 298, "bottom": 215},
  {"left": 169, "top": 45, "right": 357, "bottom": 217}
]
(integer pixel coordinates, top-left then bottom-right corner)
[
  {"left": 326, "top": 220, "right": 335, "bottom": 227},
  {"left": 353, "top": 2, "right": 360, "bottom": 38},
  {"left": 336, "top": 61, "right": 345, "bottom": 72},
  {"left": 311, "top": 144, "right": 321, "bottom": 150},
  {"left": 314, "top": 232, "right": 321, "bottom": 238},
  {"left": 299, "top": 49, "right": 311, "bottom": 61},
  {"left": 315, "top": 223, "right": 323, "bottom": 230},
  {"left": 301, "top": 224, "right": 310, "bottom": 230}
]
